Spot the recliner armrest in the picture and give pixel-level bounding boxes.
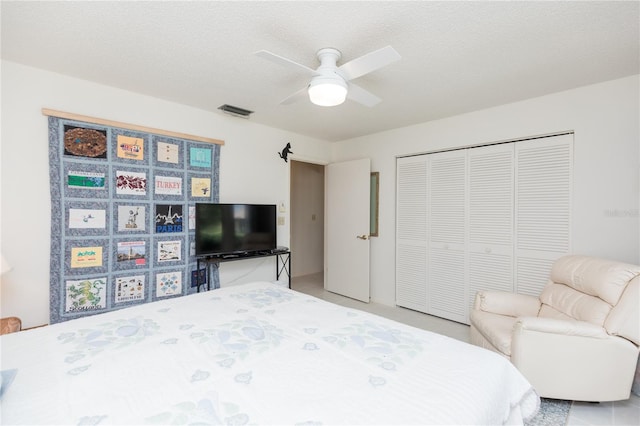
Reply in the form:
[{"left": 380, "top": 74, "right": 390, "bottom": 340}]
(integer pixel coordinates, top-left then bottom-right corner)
[
  {"left": 515, "top": 316, "right": 609, "bottom": 338},
  {"left": 511, "top": 315, "right": 637, "bottom": 401},
  {"left": 474, "top": 290, "right": 541, "bottom": 317}
]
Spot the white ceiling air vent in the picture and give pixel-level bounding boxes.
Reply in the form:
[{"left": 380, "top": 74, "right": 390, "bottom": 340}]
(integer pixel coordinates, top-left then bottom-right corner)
[{"left": 218, "top": 104, "right": 254, "bottom": 118}]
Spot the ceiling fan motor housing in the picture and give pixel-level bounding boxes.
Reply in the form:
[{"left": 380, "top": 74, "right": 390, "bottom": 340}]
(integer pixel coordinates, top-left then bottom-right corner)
[{"left": 307, "top": 48, "right": 348, "bottom": 106}]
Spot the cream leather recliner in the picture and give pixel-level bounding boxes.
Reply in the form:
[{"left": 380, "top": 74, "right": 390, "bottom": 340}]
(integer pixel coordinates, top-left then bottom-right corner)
[{"left": 470, "top": 255, "right": 640, "bottom": 402}]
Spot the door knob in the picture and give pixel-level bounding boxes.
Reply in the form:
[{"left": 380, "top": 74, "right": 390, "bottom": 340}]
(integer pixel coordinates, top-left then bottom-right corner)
[{"left": 356, "top": 234, "right": 369, "bottom": 240}]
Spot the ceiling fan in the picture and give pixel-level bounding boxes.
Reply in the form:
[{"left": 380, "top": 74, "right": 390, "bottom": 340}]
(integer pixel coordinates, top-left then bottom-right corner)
[{"left": 255, "top": 45, "right": 401, "bottom": 107}]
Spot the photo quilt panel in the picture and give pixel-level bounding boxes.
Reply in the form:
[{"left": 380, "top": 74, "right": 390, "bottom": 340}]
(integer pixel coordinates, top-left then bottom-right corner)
[{"left": 48, "top": 117, "right": 220, "bottom": 323}]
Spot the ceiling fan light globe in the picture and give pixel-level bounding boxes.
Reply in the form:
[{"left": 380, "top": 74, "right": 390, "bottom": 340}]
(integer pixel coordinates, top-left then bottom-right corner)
[{"left": 308, "top": 81, "right": 347, "bottom": 107}]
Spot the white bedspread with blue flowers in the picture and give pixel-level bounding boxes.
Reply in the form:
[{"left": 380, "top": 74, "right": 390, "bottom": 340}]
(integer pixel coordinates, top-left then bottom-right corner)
[{"left": 0, "top": 282, "right": 538, "bottom": 425}]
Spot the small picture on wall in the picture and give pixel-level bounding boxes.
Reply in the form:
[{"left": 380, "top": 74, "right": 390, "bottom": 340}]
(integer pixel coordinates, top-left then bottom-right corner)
[
  {"left": 65, "top": 277, "right": 107, "bottom": 313},
  {"left": 63, "top": 125, "right": 107, "bottom": 159},
  {"left": 69, "top": 208, "right": 106, "bottom": 229},
  {"left": 189, "top": 147, "right": 212, "bottom": 168},
  {"left": 116, "top": 135, "right": 144, "bottom": 161},
  {"left": 117, "top": 205, "right": 146, "bottom": 231},
  {"left": 158, "top": 240, "right": 181, "bottom": 262},
  {"left": 114, "top": 275, "right": 145, "bottom": 303},
  {"left": 116, "top": 240, "right": 146, "bottom": 265},
  {"left": 155, "top": 175, "right": 182, "bottom": 196},
  {"left": 116, "top": 170, "right": 147, "bottom": 195},
  {"left": 191, "top": 177, "right": 211, "bottom": 197},
  {"left": 68, "top": 170, "right": 106, "bottom": 190},
  {"left": 155, "top": 204, "right": 183, "bottom": 233},
  {"left": 156, "top": 271, "right": 182, "bottom": 297},
  {"left": 70, "top": 246, "right": 103, "bottom": 268},
  {"left": 157, "top": 141, "right": 179, "bottom": 164}
]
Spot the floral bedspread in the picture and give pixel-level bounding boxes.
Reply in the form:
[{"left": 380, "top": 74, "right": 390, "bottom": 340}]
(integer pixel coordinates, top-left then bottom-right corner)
[{"left": 0, "top": 282, "right": 538, "bottom": 425}]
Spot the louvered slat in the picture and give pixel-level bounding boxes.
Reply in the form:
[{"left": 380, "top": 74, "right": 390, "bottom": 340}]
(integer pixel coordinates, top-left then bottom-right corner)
[
  {"left": 515, "top": 135, "right": 572, "bottom": 295},
  {"left": 428, "top": 151, "right": 467, "bottom": 323},
  {"left": 428, "top": 247, "right": 466, "bottom": 323},
  {"left": 467, "top": 144, "right": 514, "bottom": 321},
  {"left": 396, "top": 157, "right": 428, "bottom": 310},
  {"left": 516, "top": 138, "right": 572, "bottom": 253},
  {"left": 515, "top": 256, "right": 554, "bottom": 296},
  {"left": 468, "top": 252, "right": 513, "bottom": 312},
  {"left": 468, "top": 145, "right": 514, "bottom": 246},
  {"left": 429, "top": 153, "right": 466, "bottom": 244},
  {"left": 396, "top": 158, "right": 427, "bottom": 241},
  {"left": 396, "top": 244, "right": 427, "bottom": 311}
]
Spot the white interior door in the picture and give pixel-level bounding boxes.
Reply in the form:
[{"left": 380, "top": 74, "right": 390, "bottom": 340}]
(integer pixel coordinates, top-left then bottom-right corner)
[{"left": 325, "top": 158, "right": 371, "bottom": 302}]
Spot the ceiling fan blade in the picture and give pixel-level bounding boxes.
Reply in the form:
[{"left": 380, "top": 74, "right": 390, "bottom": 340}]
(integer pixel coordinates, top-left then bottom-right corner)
[
  {"left": 346, "top": 82, "right": 381, "bottom": 107},
  {"left": 339, "top": 45, "right": 401, "bottom": 81},
  {"left": 254, "top": 50, "right": 317, "bottom": 75},
  {"left": 280, "top": 86, "right": 309, "bottom": 105}
]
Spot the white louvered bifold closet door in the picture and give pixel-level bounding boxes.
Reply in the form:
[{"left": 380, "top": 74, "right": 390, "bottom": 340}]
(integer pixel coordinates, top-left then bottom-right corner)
[
  {"left": 515, "top": 134, "right": 573, "bottom": 296},
  {"left": 427, "top": 150, "right": 467, "bottom": 323},
  {"left": 396, "top": 156, "right": 428, "bottom": 312},
  {"left": 467, "top": 144, "right": 514, "bottom": 321},
  {"left": 395, "top": 133, "right": 573, "bottom": 324}
]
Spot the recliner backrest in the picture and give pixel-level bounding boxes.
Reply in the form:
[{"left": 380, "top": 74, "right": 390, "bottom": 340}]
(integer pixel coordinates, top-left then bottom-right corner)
[
  {"left": 539, "top": 281, "right": 612, "bottom": 325},
  {"left": 605, "top": 276, "right": 640, "bottom": 345},
  {"left": 537, "top": 256, "right": 640, "bottom": 331}
]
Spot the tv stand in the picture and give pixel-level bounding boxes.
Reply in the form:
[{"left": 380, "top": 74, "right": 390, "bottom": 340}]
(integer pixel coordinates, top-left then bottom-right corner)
[{"left": 196, "top": 249, "right": 291, "bottom": 291}]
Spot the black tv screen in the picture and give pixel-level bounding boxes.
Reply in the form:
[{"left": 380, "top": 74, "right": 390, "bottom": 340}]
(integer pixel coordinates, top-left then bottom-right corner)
[{"left": 195, "top": 203, "right": 277, "bottom": 256}]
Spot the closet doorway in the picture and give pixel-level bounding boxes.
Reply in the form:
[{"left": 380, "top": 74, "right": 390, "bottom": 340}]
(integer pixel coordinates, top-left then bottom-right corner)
[{"left": 290, "top": 160, "right": 325, "bottom": 280}]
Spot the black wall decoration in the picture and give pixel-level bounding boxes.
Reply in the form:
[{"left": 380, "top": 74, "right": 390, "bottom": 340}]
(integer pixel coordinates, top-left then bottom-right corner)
[
  {"left": 48, "top": 116, "right": 221, "bottom": 323},
  {"left": 278, "top": 142, "right": 293, "bottom": 162}
]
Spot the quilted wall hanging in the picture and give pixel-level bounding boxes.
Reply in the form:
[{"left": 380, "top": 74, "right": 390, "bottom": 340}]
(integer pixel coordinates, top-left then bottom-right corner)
[{"left": 47, "top": 111, "right": 222, "bottom": 323}]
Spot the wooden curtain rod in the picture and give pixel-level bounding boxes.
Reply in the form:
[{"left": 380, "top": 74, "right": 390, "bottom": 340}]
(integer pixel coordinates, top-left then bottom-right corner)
[{"left": 42, "top": 108, "right": 225, "bottom": 145}]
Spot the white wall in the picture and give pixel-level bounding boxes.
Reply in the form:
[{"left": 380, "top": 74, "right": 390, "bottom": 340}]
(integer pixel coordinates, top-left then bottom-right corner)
[
  {"left": 333, "top": 75, "right": 640, "bottom": 307},
  {"left": 2, "top": 60, "right": 638, "bottom": 326},
  {"left": 0, "top": 60, "right": 331, "bottom": 328}
]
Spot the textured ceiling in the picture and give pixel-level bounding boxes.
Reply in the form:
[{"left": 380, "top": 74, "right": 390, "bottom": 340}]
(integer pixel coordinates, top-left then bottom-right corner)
[{"left": 2, "top": 1, "right": 638, "bottom": 142}]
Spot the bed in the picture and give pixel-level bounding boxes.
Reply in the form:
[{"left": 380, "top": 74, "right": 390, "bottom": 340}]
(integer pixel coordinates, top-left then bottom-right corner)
[{"left": 0, "top": 282, "right": 539, "bottom": 425}]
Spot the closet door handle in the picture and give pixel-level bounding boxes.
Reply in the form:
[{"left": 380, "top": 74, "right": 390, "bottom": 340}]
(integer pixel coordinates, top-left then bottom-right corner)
[{"left": 356, "top": 234, "right": 369, "bottom": 240}]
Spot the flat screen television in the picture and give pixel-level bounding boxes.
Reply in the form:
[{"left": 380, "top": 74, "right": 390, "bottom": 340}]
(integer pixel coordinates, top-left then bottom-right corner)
[{"left": 195, "top": 203, "right": 277, "bottom": 256}]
